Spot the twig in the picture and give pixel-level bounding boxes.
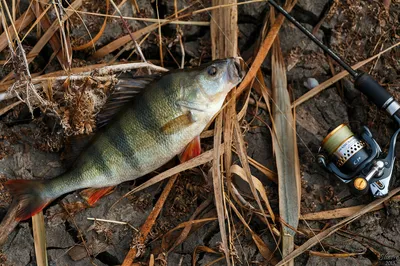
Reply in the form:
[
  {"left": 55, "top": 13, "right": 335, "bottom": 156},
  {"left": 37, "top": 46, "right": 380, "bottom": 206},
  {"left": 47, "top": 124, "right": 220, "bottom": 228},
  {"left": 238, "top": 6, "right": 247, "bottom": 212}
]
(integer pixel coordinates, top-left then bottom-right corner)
[
  {"left": 155, "top": 0, "right": 163, "bottom": 67},
  {"left": 165, "top": 198, "right": 213, "bottom": 253},
  {"left": 109, "top": 0, "right": 147, "bottom": 64},
  {"left": 121, "top": 174, "right": 178, "bottom": 265},
  {"left": 72, "top": 0, "right": 110, "bottom": 51},
  {"left": 236, "top": 1, "right": 297, "bottom": 96},
  {"left": 52, "top": 0, "right": 72, "bottom": 70},
  {"left": 174, "top": 0, "right": 184, "bottom": 69},
  {"left": 63, "top": 0, "right": 265, "bottom": 24},
  {"left": 0, "top": 201, "right": 20, "bottom": 245},
  {"left": 0, "top": 100, "right": 22, "bottom": 115},
  {"left": 276, "top": 186, "right": 400, "bottom": 266},
  {"left": 0, "top": 8, "right": 35, "bottom": 53},
  {"left": 63, "top": 9, "right": 210, "bottom": 25},
  {"left": 301, "top": 195, "right": 400, "bottom": 220},
  {"left": 87, "top": 217, "right": 138, "bottom": 232},
  {"left": 114, "top": 144, "right": 222, "bottom": 207},
  {"left": 33, "top": 62, "right": 167, "bottom": 80}
]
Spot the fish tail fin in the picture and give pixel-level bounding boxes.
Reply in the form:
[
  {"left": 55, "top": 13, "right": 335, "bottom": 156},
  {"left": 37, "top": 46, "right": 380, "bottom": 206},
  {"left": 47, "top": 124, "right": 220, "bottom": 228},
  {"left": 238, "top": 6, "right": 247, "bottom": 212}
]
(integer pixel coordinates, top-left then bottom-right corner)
[{"left": 5, "top": 180, "right": 52, "bottom": 221}]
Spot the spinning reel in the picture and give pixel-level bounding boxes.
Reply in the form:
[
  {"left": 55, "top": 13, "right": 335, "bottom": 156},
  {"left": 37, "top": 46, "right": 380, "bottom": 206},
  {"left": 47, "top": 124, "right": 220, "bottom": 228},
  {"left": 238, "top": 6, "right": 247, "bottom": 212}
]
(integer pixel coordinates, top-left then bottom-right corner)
[
  {"left": 318, "top": 124, "right": 400, "bottom": 197},
  {"left": 266, "top": 0, "right": 400, "bottom": 198}
]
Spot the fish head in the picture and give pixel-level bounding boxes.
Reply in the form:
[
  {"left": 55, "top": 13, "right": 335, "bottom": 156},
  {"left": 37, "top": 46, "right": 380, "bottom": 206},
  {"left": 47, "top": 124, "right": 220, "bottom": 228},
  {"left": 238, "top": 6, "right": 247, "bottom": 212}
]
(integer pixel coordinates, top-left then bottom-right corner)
[
  {"left": 196, "top": 57, "right": 244, "bottom": 97},
  {"left": 180, "top": 57, "right": 244, "bottom": 113}
]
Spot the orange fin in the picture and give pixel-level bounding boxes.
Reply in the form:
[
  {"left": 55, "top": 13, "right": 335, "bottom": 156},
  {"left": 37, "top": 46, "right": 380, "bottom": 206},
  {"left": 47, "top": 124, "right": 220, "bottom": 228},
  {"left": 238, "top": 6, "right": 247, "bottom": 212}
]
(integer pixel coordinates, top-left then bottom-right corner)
[
  {"left": 5, "top": 180, "right": 52, "bottom": 221},
  {"left": 80, "top": 186, "right": 115, "bottom": 206},
  {"left": 161, "top": 112, "right": 194, "bottom": 134},
  {"left": 179, "top": 135, "right": 201, "bottom": 163}
]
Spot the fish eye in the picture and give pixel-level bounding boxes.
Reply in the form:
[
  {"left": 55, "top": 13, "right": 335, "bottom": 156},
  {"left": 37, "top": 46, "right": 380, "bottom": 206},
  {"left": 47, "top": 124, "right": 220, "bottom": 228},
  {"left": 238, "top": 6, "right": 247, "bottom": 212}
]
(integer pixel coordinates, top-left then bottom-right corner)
[{"left": 207, "top": 66, "right": 217, "bottom": 76}]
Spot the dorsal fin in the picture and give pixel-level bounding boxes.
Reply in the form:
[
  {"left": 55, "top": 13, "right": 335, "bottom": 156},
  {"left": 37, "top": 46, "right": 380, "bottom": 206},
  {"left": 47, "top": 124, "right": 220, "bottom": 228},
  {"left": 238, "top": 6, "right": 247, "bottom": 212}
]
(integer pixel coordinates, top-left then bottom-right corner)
[{"left": 96, "top": 74, "right": 161, "bottom": 128}]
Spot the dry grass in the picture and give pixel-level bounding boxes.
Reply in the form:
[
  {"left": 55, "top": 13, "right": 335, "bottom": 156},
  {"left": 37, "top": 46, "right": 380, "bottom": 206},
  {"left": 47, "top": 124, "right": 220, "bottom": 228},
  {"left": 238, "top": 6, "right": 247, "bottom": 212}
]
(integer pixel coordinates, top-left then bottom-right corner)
[
  {"left": 0, "top": 0, "right": 399, "bottom": 266},
  {"left": 32, "top": 211, "right": 48, "bottom": 266}
]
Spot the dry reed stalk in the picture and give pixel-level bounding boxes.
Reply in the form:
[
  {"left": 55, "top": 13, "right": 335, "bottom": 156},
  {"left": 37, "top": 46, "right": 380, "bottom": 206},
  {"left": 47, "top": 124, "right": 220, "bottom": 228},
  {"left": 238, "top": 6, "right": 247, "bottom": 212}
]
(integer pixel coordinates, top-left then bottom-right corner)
[
  {"left": 210, "top": 0, "right": 238, "bottom": 264},
  {"left": 270, "top": 4, "right": 300, "bottom": 265},
  {"left": 301, "top": 195, "right": 400, "bottom": 220},
  {"left": 0, "top": 9, "right": 35, "bottom": 53},
  {"left": 71, "top": 0, "right": 110, "bottom": 51},
  {"left": 32, "top": 211, "right": 48, "bottom": 266},
  {"left": 116, "top": 144, "right": 221, "bottom": 205},
  {"left": 0, "top": 100, "right": 22, "bottom": 115},
  {"left": 30, "top": 2, "right": 68, "bottom": 68},
  {"left": 121, "top": 174, "right": 178, "bottom": 265},
  {"left": 228, "top": 198, "right": 278, "bottom": 264},
  {"left": 91, "top": 22, "right": 161, "bottom": 59},
  {"left": 230, "top": 165, "right": 275, "bottom": 221},
  {"left": 162, "top": 199, "right": 214, "bottom": 252},
  {"left": 0, "top": 0, "right": 82, "bottom": 84},
  {"left": 235, "top": 1, "right": 297, "bottom": 97},
  {"left": 276, "top": 186, "right": 400, "bottom": 266}
]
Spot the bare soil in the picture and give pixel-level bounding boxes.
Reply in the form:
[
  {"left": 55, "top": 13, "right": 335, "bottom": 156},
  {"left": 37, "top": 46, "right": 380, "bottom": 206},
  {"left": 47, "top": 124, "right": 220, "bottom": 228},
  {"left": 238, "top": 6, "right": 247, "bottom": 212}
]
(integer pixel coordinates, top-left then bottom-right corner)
[{"left": 0, "top": 0, "right": 399, "bottom": 265}]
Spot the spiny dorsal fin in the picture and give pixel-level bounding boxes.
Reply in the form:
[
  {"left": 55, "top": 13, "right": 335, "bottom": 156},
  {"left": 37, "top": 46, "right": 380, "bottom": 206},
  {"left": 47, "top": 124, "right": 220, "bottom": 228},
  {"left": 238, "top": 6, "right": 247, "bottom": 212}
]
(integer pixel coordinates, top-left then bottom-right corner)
[{"left": 96, "top": 75, "right": 161, "bottom": 128}]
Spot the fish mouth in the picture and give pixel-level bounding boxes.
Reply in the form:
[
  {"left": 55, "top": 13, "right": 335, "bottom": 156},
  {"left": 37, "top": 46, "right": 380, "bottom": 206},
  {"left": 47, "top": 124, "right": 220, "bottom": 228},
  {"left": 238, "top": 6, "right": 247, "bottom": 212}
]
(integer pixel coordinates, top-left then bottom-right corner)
[{"left": 228, "top": 57, "right": 245, "bottom": 84}]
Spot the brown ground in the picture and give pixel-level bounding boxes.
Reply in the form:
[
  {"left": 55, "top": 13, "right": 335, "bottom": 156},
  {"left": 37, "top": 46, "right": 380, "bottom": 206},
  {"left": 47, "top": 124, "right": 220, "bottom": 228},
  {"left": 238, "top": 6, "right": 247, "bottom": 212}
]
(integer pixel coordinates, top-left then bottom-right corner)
[{"left": 0, "top": 0, "right": 399, "bottom": 265}]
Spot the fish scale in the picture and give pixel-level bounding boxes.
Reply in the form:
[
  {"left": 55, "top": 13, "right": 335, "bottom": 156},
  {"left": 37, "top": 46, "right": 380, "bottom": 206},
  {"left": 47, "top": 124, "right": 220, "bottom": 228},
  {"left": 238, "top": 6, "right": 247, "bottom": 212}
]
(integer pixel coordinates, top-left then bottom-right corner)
[{"left": 6, "top": 58, "right": 244, "bottom": 221}]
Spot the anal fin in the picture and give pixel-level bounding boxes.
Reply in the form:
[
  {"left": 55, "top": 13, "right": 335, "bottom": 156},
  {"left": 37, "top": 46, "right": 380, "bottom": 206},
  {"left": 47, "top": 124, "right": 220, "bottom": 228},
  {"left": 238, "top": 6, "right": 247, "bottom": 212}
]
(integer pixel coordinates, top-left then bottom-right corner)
[
  {"left": 80, "top": 186, "right": 115, "bottom": 206},
  {"left": 179, "top": 135, "right": 201, "bottom": 163}
]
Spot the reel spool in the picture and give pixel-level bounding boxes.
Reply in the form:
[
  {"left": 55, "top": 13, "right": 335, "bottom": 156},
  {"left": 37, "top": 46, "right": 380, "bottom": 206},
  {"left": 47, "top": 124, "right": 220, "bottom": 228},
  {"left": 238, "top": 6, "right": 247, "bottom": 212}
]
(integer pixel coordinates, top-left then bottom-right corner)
[
  {"left": 318, "top": 124, "right": 400, "bottom": 197},
  {"left": 321, "top": 124, "right": 369, "bottom": 173}
]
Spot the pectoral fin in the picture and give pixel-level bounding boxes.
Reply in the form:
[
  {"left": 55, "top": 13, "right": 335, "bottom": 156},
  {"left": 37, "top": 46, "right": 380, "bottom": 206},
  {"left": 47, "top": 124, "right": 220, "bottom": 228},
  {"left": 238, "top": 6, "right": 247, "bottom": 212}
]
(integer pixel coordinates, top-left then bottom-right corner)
[
  {"left": 161, "top": 112, "right": 195, "bottom": 134},
  {"left": 179, "top": 135, "right": 201, "bottom": 163}
]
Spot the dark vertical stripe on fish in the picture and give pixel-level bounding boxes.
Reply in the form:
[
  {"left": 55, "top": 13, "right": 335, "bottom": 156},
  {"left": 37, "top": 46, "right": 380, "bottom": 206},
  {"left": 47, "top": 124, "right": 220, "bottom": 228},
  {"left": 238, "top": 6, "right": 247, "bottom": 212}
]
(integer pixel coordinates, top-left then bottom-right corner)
[
  {"left": 107, "top": 121, "right": 141, "bottom": 171},
  {"left": 135, "top": 99, "right": 164, "bottom": 145},
  {"left": 91, "top": 146, "right": 113, "bottom": 177}
]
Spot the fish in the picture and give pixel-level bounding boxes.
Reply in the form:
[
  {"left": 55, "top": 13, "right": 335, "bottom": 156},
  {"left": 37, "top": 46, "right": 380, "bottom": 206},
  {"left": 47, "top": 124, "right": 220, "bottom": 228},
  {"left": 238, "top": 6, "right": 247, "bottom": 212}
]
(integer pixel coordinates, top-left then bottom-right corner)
[{"left": 6, "top": 57, "right": 244, "bottom": 221}]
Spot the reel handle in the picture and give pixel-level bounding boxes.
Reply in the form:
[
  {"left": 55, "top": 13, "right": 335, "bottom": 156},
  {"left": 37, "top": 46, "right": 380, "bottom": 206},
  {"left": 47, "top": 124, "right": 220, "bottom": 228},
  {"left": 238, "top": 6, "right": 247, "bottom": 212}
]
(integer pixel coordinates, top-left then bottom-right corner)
[{"left": 350, "top": 177, "right": 369, "bottom": 196}]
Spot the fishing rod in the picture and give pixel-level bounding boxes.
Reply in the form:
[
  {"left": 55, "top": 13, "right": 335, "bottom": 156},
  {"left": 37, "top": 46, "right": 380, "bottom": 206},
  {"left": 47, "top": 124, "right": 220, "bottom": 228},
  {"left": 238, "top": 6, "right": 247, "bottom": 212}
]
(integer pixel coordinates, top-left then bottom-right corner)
[{"left": 268, "top": 0, "right": 400, "bottom": 198}]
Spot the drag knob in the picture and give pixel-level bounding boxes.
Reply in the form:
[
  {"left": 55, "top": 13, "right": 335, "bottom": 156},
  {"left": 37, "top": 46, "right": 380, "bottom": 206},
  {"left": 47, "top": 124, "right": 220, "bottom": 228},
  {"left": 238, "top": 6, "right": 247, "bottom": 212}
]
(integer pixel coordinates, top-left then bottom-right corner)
[{"left": 350, "top": 177, "right": 369, "bottom": 195}]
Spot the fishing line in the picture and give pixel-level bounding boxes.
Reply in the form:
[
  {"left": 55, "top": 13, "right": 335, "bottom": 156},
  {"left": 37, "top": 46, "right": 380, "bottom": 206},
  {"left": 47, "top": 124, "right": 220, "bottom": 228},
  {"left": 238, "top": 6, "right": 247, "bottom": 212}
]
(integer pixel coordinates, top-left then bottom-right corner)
[{"left": 192, "top": 0, "right": 316, "bottom": 159}]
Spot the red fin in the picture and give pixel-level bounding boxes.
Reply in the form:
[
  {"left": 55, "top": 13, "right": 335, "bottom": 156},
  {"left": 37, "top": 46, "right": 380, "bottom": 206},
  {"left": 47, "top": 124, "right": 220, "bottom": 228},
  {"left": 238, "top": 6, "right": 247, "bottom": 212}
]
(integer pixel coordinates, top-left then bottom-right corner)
[
  {"left": 5, "top": 180, "right": 52, "bottom": 221},
  {"left": 80, "top": 186, "right": 115, "bottom": 206},
  {"left": 179, "top": 136, "right": 201, "bottom": 163}
]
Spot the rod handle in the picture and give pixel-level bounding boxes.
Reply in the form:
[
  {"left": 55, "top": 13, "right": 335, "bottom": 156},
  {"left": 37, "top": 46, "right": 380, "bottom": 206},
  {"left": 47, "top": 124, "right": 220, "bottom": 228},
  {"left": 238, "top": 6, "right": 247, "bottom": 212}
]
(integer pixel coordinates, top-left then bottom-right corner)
[{"left": 354, "top": 73, "right": 392, "bottom": 108}]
